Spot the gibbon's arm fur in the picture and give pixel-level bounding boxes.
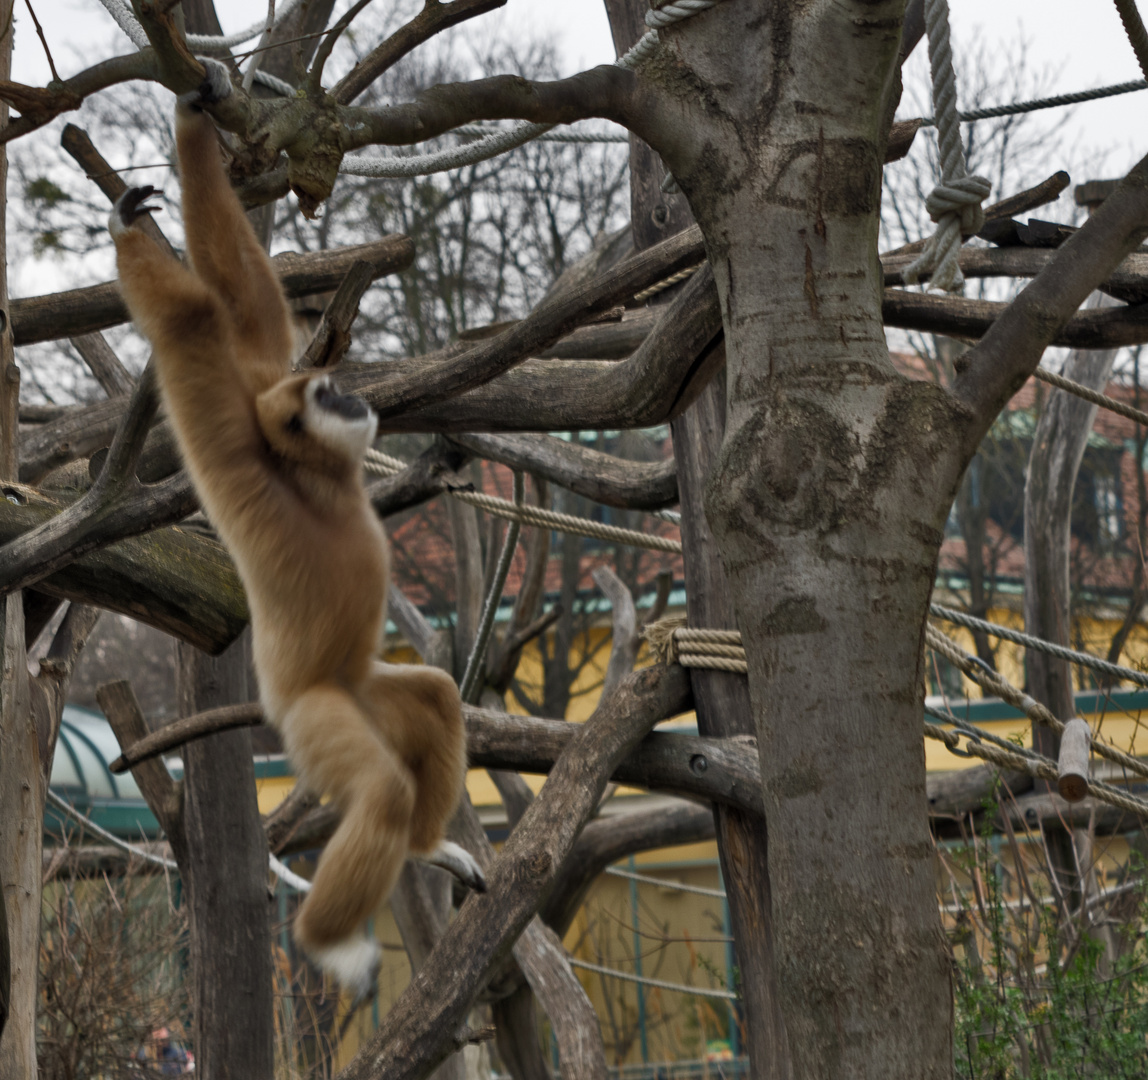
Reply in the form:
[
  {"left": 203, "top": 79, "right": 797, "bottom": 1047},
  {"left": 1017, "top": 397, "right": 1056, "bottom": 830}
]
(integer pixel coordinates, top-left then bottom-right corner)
[{"left": 109, "top": 59, "right": 481, "bottom": 1000}]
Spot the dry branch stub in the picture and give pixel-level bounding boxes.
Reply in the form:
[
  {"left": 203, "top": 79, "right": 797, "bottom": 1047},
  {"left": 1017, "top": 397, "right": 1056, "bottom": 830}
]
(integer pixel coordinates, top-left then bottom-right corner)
[{"left": 1057, "top": 717, "right": 1092, "bottom": 803}]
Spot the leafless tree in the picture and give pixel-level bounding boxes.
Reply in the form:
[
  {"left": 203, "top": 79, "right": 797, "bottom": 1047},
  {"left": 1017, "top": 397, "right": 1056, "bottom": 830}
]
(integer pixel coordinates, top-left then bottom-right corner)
[{"left": 5, "top": 2, "right": 1148, "bottom": 1079}]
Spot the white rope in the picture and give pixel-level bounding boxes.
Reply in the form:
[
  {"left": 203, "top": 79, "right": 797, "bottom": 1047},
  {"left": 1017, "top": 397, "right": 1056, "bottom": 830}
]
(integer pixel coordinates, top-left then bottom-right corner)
[
  {"left": 450, "top": 123, "right": 630, "bottom": 144},
  {"left": 902, "top": 0, "right": 991, "bottom": 293},
  {"left": 929, "top": 603, "right": 1148, "bottom": 689},
  {"left": 269, "top": 852, "right": 314, "bottom": 892},
  {"left": 567, "top": 957, "right": 738, "bottom": 1001},
  {"left": 341, "top": 121, "right": 557, "bottom": 178},
  {"left": 188, "top": 0, "right": 307, "bottom": 49},
  {"left": 605, "top": 865, "right": 727, "bottom": 899},
  {"left": 98, "top": 0, "right": 308, "bottom": 52},
  {"left": 253, "top": 69, "right": 298, "bottom": 98},
  {"left": 96, "top": 0, "right": 149, "bottom": 50},
  {"left": 364, "top": 449, "right": 683, "bottom": 554}
]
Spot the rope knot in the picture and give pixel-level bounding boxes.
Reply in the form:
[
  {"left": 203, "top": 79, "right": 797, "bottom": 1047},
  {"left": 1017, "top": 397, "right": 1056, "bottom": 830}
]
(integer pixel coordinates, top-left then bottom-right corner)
[
  {"left": 923, "top": 174, "right": 992, "bottom": 235},
  {"left": 903, "top": 0, "right": 991, "bottom": 293}
]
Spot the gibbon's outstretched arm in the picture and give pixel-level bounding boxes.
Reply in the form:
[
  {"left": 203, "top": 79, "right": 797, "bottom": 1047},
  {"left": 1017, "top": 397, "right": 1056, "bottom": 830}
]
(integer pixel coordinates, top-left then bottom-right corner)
[
  {"left": 110, "top": 59, "right": 481, "bottom": 1005},
  {"left": 174, "top": 62, "right": 295, "bottom": 396}
]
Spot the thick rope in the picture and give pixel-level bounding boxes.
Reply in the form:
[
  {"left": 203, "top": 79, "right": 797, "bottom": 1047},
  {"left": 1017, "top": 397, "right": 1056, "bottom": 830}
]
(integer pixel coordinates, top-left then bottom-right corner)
[
  {"left": 1115, "top": 0, "right": 1148, "bottom": 80},
  {"left": 1035, "top": 366, "right": 1148, "bottom": 428},
  {"left": 450, "top": 123, "right": 630, "bottom": 144},
  {"left": 364, "top": 448, "right": 682, "bottom": 553},
  {"left": 567, "top": 957, "right": 738, "bottom": 1002},
  {"left": 923, "top": 720, "right": 1148, "bottom": 818},
  {"left": 925, "top": 625, "right": 1148, "bottom": 782},
  {"left": 676, "top": 653, "right": 748, "bottom": 673},
  {"left": 920, "top": 79, "right": 1148, "bottom": 127},
  {"left": 929, "top": 602, "right": 1148, "bottom": 689},
  {"left": 97, "top": 0, "right": 307, "bottom": 51},
  {"left": 633, "top": 263, "right": 705, "bottom": 303},
  {"left": 459, "top": 472, "right": 524, "bottom": 703},
  {"left": 903, "top": 0, "right": 991, "bottom": 293}
]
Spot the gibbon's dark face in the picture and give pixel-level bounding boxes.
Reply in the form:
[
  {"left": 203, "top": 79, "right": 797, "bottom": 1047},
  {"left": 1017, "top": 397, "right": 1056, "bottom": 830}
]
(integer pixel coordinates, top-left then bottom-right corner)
[{"left": 256, "top": 373, "right": 377, "bottom": 470}]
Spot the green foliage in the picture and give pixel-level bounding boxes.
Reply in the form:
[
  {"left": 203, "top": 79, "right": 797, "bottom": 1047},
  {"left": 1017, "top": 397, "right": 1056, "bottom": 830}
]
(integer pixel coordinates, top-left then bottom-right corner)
[
  {"left": 948, "top": 829, "right": 1148, "bottom": 1079},
  {"left": 24, "top": 176, "right": 70, "bottom": 208}
]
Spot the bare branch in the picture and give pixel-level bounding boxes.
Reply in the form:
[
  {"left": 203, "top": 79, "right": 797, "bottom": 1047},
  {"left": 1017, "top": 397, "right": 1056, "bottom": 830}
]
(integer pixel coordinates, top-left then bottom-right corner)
[
  {"left": 30, "top": 602, "right": 101, "bottom": 772},
  {"left": 884, "top": 288, "right": 1148, "bottom": 350},
  {"left": 449, "top": 432, "right": 677, "bottom": 510},
  {"left": 332, "top": 0, "right": 507, "bottom": 104},
  {"left": 957, "top": 150, "right": 1148, "bottom": 435},
  {"left": 95, "top": 680, "right": 184, "bottom": 847},
  {"left": 70, "top": 333, "right": 134, "bottom": 398},
  {"left": 367, "top": 440, "right": 471, "bottom": 518},
  {"left": 543, "top": 800, "right": 716, "bottom": 935},
  {"left": 0, "top": 51, "right": 158, "bottom": 145},
  {"left": 12, "top": 235, "right": 414, "bottom": 347},
  {"left": 0, "top": 485, "right": 246, "bottom": 653},
  {"left": 340, "top": 65, "right": 639, "bottom": 153},
  {"left": 343, "top": 262, "right": 721, "bottom": 433},
  {"left": 340, "top": 664, "right": 689, "bottom": 1080},
  {"left": 591, "top": 565, "right": 637, "bottom": 694},
  {"left": 349, "top": 225, "right": 708, "bottom": 422},
  {"left": 0, "top": 423, "right": 198, "bottom": 599},
  {"left": 298, "top": 260, "right": 376, "bottom": 369},
  {"left": 107, "top": 703, "right": 262, "bottom": 775}
]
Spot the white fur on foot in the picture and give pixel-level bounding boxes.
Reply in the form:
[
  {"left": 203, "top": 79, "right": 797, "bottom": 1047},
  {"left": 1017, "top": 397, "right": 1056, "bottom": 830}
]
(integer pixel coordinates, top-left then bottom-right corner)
[
  {"left": 177, "top": 57, "right": 233, "bottom": 111},
  {"left": 109, "top": 186, "right": 159, "bottom": 240},
  {"left": 306, "top": 936, "right": 381, "bottom": 1002},
  {"left": 416, "top": 839, "right": 487, "bottom": 893}
]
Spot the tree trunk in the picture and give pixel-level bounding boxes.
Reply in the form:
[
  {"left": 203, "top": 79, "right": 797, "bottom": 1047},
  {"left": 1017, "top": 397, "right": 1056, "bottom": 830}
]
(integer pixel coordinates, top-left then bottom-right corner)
[
  {"left": 673, "top": 372, "right": 792, "bottom": 1077},
  {"left": 602, "top": 5, "right": 791, "bottom": 1067},
  {"left": 177, "top": 638, "right": 275, "bottom": 1080},
  {"left": 1023, "top": 304, "right": 1119, "bottom": 896},
  {"left": 669, "top": 4, "right": 961, "bottom": 1075},
  {"left": 0, "top": 4, "right": 30, "bottom": 1070}
]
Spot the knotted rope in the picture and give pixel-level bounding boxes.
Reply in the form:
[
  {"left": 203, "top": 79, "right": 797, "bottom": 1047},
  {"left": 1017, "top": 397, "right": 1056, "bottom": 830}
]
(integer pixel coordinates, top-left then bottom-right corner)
[{"left": 903, "top": 0, "right": 991, "bottom": 293}]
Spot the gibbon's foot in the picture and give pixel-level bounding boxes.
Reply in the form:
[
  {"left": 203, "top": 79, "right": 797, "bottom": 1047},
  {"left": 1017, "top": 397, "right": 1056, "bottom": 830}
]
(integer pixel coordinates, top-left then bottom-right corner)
[
  {"left": 415, "top": 839, "right": 488, "bottom": 893},
  {"left": 177, "top": 57, "right": 233, "bottom": 112},
  {"left": 306, "top": 935, "right": 381, "bottom": 1004},
  {"left": 108, "top": 186, "right": 160, "bottom": 239}
]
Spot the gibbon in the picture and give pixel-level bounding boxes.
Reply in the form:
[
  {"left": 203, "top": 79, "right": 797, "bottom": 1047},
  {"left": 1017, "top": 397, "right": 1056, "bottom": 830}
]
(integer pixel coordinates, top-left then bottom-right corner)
[{"left": 109, "top": 59, "right": 481, "bottom": 998}]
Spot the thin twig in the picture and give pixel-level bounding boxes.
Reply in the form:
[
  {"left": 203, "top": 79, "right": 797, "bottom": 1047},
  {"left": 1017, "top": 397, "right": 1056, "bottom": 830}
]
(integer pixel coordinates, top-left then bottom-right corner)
[{"left": 23, "top": 0, "right": 59, "bottom": 82}]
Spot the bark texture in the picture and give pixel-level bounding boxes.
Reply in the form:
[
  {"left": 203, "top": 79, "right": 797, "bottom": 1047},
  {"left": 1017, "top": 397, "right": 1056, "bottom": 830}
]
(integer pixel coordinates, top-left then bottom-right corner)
[
  {"left": 177, "top": 639, "right": 275, "bottom": 1080},
  {"left": 663, "top": 4, "right": 960, "bottom": 1075}
]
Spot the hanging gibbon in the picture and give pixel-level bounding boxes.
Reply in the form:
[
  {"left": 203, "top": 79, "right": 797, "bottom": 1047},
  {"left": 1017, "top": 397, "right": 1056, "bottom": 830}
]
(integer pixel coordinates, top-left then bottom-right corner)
[{"left": 109, "top": 59, "right": 482, "bottom": 998}]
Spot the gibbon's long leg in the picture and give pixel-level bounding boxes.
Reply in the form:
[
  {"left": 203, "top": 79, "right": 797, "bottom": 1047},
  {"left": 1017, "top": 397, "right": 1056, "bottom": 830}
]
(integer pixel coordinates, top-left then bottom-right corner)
[
  {"left": 111, "top": 226, "right": 265, "bottom": 495},
  {"left": 174, "top": 68, "right": 295, "bottom": 392},
  {"left": 284, "top": 684, "right": 417, "bottom": 950},
  {"left": 360, "top": 662, "right": 467, "bottom": 855}
]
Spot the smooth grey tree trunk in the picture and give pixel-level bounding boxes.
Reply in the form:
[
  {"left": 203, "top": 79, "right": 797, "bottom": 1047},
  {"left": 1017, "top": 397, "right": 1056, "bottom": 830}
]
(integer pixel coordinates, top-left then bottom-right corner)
[
  {"left": 177, "top": 638, "right": 275, "bottom": 1080},
  {"left": 602, "top": 6, "right": 791, "bottom": 1070},
  {"left": 1023, "top": 290, "right": 1119, "bottom": 897},
  {"left": 653, "top": 4, "right": 962, "bottom": 1075}
]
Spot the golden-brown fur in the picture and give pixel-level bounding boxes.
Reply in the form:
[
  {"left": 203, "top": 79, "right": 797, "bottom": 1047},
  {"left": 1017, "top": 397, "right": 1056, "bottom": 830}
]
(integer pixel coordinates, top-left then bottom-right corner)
[{"left": 110, "top": 76, "right": 467, "bottom": 993}]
